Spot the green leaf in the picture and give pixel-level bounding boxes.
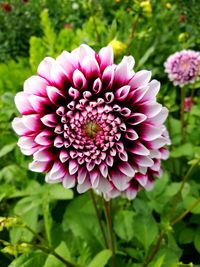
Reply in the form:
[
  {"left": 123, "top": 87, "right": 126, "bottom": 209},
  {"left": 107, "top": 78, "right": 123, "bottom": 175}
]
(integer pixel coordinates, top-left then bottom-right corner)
[
  {"left": 8, "top": 251, "right": 47, "bottom": 267},
  {"left": 45, "top": 184, "right": 74, "bottom": 200},
  {"left": 10, "top": 196, "right": 41, "bottom": 243},
  {"left": 114, "top": 210, "right": 135, "bottom": 241},
  {"left": 152, "top": 247, "right": 179, "bottom": 267},
  {"left": 170, "top": 143, "right": 194, "bottom": 158},
  {"left": 62, "top": 194, "right": 102, "bottom": 251},
  {"left": 179, "top": 227, "right": 195, "bottom": 244},
  {"left": 87, "top": 249, "right": 112, "bottom": 267},
  {"left": 133, "top": 213, "right": 158, "bottom": 254},
  {"left": 44, "top": 241, "right": 72, "bottom": 267},
  {"left": 183, "top": 196, "right": 200, "bottom": 214},
  {"left": 0, "top": 143, "right": 16, "bottom": 158},
  {"left": 194, "top": 227, "right": 200, "bottom": 253},
  {"left": 148, "top": 255, "right": 165, "bottom": 267}
]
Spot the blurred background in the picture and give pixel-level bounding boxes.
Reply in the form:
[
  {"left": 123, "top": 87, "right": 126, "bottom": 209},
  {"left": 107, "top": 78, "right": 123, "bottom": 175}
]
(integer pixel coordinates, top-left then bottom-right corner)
[{"left": 0, "top": 0, "right": 200, "bottom": 266}]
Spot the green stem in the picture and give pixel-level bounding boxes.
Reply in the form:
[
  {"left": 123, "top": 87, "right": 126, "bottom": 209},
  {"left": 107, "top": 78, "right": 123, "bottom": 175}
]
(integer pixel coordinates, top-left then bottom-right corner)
[
  {"left": 24, "top": 225, "right": 77, "bottom": 267},
  {"left": 103, "top": 199, "right": 115, "bottom": 267},
  {"left": 168, "top": 162, "right": 197, "bottom": 221},
  {"left": 144, "top": 195, "right": 200, "bottom": 266},
  {"left": 171, "top": 197, "right": 200, "bottom": 226},
  {"left": 29, "top": 243, "right": 77, "bottom": 267},
  {"left": 143, "top": 231, "right": 164, "bottom": 267},
  {"left": 180, "top": 86, "right": 186, "bottom": 144},
  {"left": 89, "top": 190, "right": 108, "bottom": 248}
]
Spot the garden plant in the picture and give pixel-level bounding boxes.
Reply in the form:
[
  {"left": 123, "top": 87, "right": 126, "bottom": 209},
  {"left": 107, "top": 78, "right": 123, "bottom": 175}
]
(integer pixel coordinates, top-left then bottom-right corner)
[{"left": 0, "top": 0, "right": 200, "bottom": 267}]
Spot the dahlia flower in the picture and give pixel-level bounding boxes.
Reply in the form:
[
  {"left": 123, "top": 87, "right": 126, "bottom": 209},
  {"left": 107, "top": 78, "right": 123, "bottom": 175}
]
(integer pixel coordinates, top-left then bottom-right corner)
[
  {"left": 164, "top": 50, "right": 200, "bottom": 87},
  {"left": 12, "top": 44, "right": 170, "bottom": 200}
]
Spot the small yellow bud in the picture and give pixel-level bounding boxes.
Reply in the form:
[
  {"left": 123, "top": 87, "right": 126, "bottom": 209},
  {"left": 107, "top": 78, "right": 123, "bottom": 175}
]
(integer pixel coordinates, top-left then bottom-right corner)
[
  {"left": 165, "top": 2, "right": 172, "bottom": 9},
  {"left": 178, "top": 32, "right": 189, "bottom": 43},
  {"left": 140, "top": 1, "right": 152, "bottom": 18},
  {"left": 108, "top": 40, "right": 127, "bottom": 57},
  {"left": 189, "top": 263, "right": 193, "bottom": 267}
]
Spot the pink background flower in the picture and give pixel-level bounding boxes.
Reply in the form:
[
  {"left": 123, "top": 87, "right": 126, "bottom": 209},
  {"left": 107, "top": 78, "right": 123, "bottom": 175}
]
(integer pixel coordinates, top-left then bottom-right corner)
[
  {"left": 12, "top": 44, "right": 170, "bottom": 200},
  {"left": 164, "top": 50, "right": 200, "bottom": 87}
]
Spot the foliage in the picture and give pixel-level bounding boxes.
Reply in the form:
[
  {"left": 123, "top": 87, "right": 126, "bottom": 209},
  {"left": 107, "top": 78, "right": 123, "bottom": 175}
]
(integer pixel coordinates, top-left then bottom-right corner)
[{"left": 0, "top": 0, "right": 200, "bottom": 266}]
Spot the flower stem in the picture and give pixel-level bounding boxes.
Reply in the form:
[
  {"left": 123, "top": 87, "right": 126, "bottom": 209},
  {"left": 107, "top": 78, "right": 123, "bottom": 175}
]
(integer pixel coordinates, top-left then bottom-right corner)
[
  {"left": 24, "top": 225, "right": 77, "bottom": 267},
  {"left": 33, "top": 244, "right": 77, "bottom": 267},
  {"left": 180, "top": 86, "right": 186, "bottom": 143},
  {"left": 171, "top": 197, "right": 200, "bottom": 225},
  {"left": 143, "top": 231, "right": 164, "bottom": 267},
  {"left": 168, "top": 162, "right": 197, "bottom": 221},
  {"left": 89, "top": 190, "right": 108, "bottom": 248},
  {"left": 144, "top": 191, "right": 200, "bottom": 266},
  {"left": 103, "top": 199, "right": 115, "bottom": 267}
]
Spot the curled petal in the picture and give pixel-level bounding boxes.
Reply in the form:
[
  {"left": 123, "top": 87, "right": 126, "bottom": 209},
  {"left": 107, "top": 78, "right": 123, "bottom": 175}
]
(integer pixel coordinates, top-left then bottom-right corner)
[
  {"left": 41, "top": 114, "right": 58, "bottom": 127},
  {"left": 73, "top": 69, "right": 87, "bottom": 90},
  {"left": 126, "top": 113, "right": 147, "bottom": 125},
  {"left": 68, "top": 87, "right": 80, "bottom": 100},
  {"left": 92, "top": 78, "right": 102, "bottom": 94},
  {"left": 46, "top": 86, "right": 66, "bottom": 106},
  {"left": 115, "top": 85, "right": 131, "bottom": 101},
  {"left": 125, "top": 128, "right": 139, "bottom": 141},
  {"left": 59, "top": 150, "right": 70, "bottom": 163}
]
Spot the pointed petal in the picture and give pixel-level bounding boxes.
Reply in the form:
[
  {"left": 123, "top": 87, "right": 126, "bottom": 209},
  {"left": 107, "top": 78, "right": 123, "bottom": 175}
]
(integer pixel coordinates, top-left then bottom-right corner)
[
  {"left": 98, "top": 46, "right": 114, "bottom": 71},
  {"left": 129, "top": 70, "right": 151, "bottom": 89},
  {"left": 15, "top": 92, "right": 35, "bottom": 115},
  {"left": 24, "top": 75, "right": 48, "bottom": 96},
  {"left": 37, "top": 57, "right": 55, "bottom": 82}
]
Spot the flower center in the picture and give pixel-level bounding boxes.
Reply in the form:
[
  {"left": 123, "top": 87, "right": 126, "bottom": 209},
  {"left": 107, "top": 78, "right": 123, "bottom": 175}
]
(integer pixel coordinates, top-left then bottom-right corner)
[{"left": 85, "top": 121, "right": 101, "bottom": 138}]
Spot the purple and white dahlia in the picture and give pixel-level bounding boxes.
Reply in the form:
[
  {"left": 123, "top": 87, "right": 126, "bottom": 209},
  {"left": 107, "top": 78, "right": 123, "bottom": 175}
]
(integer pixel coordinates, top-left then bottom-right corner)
[
  {"left": 12, "top": 44, "right": 170, "bottom": 200},
  {"left": 164, "top": 50, "right": 200, "bottom": 87}
]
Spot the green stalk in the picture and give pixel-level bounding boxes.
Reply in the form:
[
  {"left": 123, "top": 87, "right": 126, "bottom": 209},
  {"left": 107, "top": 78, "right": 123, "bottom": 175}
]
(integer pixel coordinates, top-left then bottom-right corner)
[
  {"left": 180, "top": 86, "right": 186, "bottom": 143},
  {"left": 103, "top": 199, "right": 115, "bottom": 267},
  {"left": 89, "top": 190, "right": 108, "bottom": 248}
]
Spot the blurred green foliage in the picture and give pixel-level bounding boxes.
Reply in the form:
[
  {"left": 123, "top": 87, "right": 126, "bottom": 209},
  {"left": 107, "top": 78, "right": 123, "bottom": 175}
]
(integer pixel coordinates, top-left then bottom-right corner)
[{"left": 0, "top": 0, "right": 200, "bottom": 266}]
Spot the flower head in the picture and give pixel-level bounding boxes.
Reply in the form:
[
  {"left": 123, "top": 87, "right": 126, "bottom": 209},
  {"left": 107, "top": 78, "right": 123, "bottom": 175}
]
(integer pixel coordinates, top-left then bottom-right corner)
[
  {"left": 12, "top": 44, "right": 170, "bottom": 200},
  {"left": 164, "top": 50, "right": 200, "bottom": 87}
]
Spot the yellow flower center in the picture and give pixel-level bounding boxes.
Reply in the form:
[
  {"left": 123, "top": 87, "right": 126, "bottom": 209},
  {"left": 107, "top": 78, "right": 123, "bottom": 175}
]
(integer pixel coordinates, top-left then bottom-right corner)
[{"left": 85, "top": 122, "right": 101, "bottom": 138}]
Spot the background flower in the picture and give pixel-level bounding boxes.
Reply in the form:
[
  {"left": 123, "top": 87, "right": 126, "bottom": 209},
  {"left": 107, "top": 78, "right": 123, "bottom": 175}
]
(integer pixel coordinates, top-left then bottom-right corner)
[
  {"left": 12, "top": 44, "right": 170, "bottom": 199},
  {"left": 164, "top": 50, "right": 200, "bottom": 87}
]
